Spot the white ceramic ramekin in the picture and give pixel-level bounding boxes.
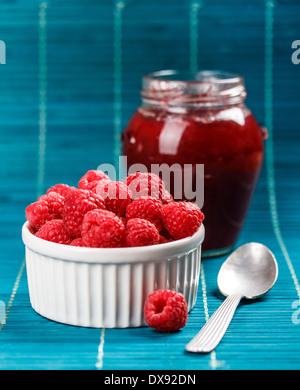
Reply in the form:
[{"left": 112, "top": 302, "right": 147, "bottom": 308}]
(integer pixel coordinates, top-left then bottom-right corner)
[{"left": 22, "top": 222, "right": 205, "bottom": 328}]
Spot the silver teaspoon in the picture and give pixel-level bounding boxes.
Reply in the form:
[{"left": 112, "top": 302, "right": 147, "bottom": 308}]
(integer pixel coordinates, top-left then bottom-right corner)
[{"left": 185, "top": 242, "right": 278, "bottom": 353}]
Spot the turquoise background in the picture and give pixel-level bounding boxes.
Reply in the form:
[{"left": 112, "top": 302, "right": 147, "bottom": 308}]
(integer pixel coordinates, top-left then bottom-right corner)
[{"left": 0, "top": 0, "right": 300, "bottom": 370}]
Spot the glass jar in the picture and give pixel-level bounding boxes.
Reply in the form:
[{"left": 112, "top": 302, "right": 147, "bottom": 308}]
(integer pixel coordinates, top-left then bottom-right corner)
[{"left": 121, "top": 70, "right": 266, "bottom": 256}]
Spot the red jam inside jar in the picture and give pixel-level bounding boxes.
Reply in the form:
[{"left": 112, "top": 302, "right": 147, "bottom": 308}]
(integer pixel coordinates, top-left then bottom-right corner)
[{"left": 122, "top": 70, "right": 266, "bottom": 256}]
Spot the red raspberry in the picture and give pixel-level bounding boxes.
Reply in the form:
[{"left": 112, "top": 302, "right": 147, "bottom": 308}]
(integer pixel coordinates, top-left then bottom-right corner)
[
  {"left": 37, "top": 192, "right": 64, "bottom": 217},
  {"left": 162, "top": 190, "right": 174, "bottom": 204},
  {"left": 70, "top": 237, "right": 85, "bottom": 247},
  {"left": 125, "top": 218, "right": 160, "bottom": 247},
  {"left": 96, "top": 180, "right": 132, "bottom": 216},
  {"left": 46, "top": 183, "right": 76, "bottom": 198},
  {"left": 35, "top": 219, "right": 72, "bottom": 245},
  {"left": 161, "top": 201, "right": 204, "bottom": 240},
  {"left": 125, "top": 172, "right": 165, "bottom": 200},
  {"left": 63, "top": 188, "right": 106, "bottom": 237},
  {"left": 28, "top": 224, "right": 37, "bottom": 235},
  {"left": 25, "top": 192, "right": 64, "bottom": 230},
  {"left": 125, "top": 196, "right": 163, "bottom": 231},
  {"left": 81, "top": 209, "right": 125, "bottom": 248},
  {"left": 159, "top": 226, "right": 173, "bottom": 240},
  {"left": 78, "top": 170, "right": 110, "bottom": 192},
  {"left": 119, "top": 216, "right": 127, "bottom": 226},
  {"left": 26, "top": 201, "right": 51, "bottom": 230},
  {"left": 144, "top": 289, "right": 188, "bottom": 332},
  {"left": 159, "top": 235, "right": 173, "bottom": 244}
]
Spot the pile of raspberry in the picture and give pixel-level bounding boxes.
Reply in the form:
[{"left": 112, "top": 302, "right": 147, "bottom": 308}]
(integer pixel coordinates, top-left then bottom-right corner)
[{"left": 26, "top": 170, "right": 204, "bottom": 248}]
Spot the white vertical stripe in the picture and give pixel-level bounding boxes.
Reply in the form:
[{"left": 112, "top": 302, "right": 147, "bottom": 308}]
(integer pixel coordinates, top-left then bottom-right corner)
[
  {"left": 95, "top": 1, "right": 128, "bottom": 367},
  {"left": 189, "top": 1, "right": 204, "bottom": 74},
  {"left": 0, "top": 259, "right": 26, "bottom": 332},
  {"left": 95, "top": 328, "right": 106, "bottom": 370},
  {"left": 37, "top": 2, "right": 48, "bottom": 197},
  {"left": 113, "top": 1, "right": 126, "bottom": 176}
]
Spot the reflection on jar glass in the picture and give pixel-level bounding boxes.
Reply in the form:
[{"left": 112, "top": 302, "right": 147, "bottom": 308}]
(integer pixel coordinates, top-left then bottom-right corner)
[{"left": 122, "top": 70, "right": 266, "bottom": 257}]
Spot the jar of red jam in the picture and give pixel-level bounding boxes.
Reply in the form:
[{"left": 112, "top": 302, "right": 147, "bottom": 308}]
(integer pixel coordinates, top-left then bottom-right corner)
[{"left": 122, "top": 70, "right": 266, "bottom": 256}]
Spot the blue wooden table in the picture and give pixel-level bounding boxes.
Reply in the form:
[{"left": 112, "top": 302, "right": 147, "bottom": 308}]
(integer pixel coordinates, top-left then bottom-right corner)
[{"left": 0, "top": 0, "right": 300, "bottom": 370}]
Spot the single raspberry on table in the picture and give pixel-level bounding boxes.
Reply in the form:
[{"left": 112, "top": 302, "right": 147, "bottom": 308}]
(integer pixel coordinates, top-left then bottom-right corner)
[
  {"left": 35, "top": 219, "right": 72, "bottom": 245},
  {"left": 78, "top": 170, "right": 110, "bottom": 192},
  {"left": 96, "top": 180, "right": 132, "bottom": 216},
  {"left": 81, "top": 209, "right": 125, "bottom": 248},
  {"left": 161, "top": 201, "right": 204, "bottom": 240},
  {"left": 124, "top": 172, "right": 166, "bottom": 201},
  {"left": 63, "top": 188, "right": 106, "bottom": 237},
  {"left": 125, "top": 196, "right": 163, "bottom": 231},
  {"left": 46, "top": 183, "right": 76, "bottom": 198},
  {"left": 26, "top": 191, "right": 64, "bottom": 230},
  {"left": 125, "top": 218, "right": 160, "bottom": 247},
  {"left": 144, "top": 289, "right": 188, "bottom": 332}
]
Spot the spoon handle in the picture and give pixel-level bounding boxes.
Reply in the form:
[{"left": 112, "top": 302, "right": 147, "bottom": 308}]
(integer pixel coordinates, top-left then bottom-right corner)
[{"left": 185, "top": 294, "right": 243, "bottom": 353}]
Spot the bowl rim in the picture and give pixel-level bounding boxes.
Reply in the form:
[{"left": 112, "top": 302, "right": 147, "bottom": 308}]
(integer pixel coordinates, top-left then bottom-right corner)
[{"left": 22, "top": 221, "right": 205, "bottom": 264}]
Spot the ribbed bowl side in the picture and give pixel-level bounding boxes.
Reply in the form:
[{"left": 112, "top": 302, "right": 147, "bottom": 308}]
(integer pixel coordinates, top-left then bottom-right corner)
[{"left": 25, "top": 241, "right": 202, "bottom": 328}]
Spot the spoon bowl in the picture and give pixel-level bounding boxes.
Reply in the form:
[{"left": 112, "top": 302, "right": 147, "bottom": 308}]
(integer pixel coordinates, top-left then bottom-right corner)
[
  {"left": 217, "top": 242, "right": 278, "bottom": 299},
  {"left": 186, "top": 242, "right": 278, "bottom": 353}
]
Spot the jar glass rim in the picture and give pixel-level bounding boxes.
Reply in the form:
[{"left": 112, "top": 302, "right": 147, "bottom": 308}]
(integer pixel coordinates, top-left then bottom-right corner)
[
  {"left": 141, "top": 70, "right": 246, "bottom": 108},
  {"left": 143, "top": 69, "right": 244, "bottom": 85}
]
